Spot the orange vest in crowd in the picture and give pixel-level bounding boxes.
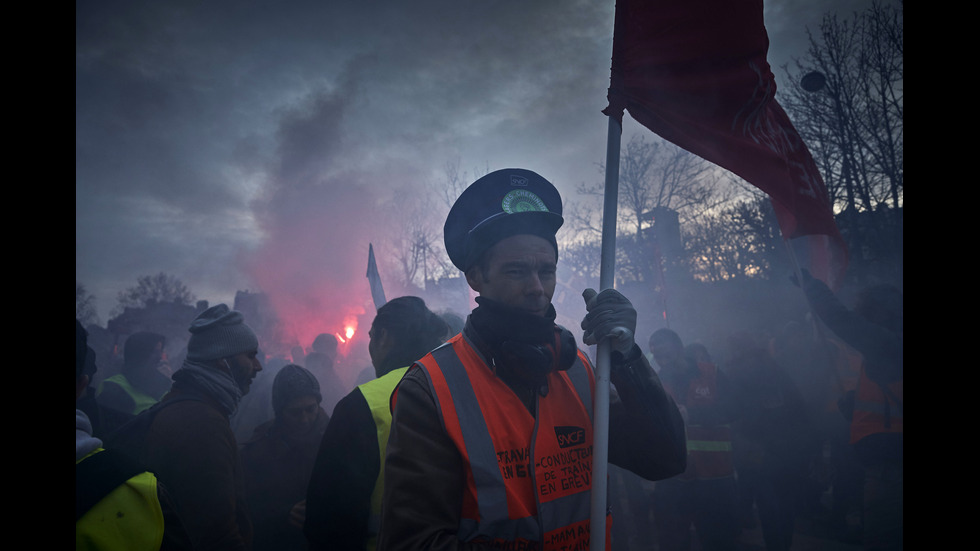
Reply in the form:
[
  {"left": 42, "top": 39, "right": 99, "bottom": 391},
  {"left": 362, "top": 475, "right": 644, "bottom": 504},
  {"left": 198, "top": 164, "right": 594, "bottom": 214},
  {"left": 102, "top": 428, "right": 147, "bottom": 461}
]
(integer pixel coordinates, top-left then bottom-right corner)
[
  {"left": 663, "top": 362, "right": 734, "bottom": 481},
  {"left": 412, "top": 333, "right": 611, "bottom": 550},
  {"left": 823, "top": 338, "right": 864, "bottom": 413},
  {"left": 849, "top": 366, "right": 903, "bottom": 445}
]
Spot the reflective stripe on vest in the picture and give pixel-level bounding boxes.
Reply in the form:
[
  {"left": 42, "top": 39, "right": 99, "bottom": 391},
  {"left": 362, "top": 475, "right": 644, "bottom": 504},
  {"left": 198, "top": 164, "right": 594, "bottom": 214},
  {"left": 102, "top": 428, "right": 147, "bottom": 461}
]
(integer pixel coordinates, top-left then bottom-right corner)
[
  {"left": 850, "top": 367, "right": 903, "bottom": 445},
  {"left": 357, "top": 366, "right": 410, "bottom": 551},
  {"left": 417, "top": 334, "right": 609, "bottom": 549},
  {"left": 97, "top": 374, "right": 160, "bottom": 414},
  {"left": 76, "top": 449, "right": 166, "bottom": 551},
  {"left": 686, "top": 437, "right": 733, "bottom": 452},
  {"left": 684, "top": 424, "right": 734, "bottom": 480},
  {"left": 662, "top": 363, "right": 734, "bottom": 480}
]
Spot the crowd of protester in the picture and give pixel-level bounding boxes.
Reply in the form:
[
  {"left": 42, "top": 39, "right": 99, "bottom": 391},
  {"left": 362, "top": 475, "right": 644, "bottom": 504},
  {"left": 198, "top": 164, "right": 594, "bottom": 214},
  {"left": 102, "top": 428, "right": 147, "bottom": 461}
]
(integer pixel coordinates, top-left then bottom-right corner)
[{"left": 77, "top": 272, "right": 901, "bottom": 551}]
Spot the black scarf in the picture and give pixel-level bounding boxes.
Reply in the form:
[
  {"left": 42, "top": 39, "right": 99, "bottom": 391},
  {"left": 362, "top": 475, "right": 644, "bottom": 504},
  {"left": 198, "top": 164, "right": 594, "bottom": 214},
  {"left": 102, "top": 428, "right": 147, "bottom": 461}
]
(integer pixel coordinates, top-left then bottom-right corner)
[
  {"left": 468, "top": 297, "right": 573, "bottom": 392},
  {"left": 469, "top": 297, "right": 557, "bottom": 347}
]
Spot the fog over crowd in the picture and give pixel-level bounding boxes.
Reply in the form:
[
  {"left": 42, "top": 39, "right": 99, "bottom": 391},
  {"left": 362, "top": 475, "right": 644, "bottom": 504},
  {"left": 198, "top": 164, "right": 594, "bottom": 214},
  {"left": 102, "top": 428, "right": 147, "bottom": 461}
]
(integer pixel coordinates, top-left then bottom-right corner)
[{"left": 77, "top": 3, "right": 900, "bottom": 549}]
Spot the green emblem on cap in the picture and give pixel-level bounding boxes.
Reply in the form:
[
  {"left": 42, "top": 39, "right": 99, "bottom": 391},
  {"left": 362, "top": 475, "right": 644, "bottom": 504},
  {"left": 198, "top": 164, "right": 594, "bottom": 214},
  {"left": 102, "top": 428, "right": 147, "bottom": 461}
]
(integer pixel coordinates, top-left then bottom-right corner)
[{"left": 501, "top": 189, "right": 548, "bottom": 214}]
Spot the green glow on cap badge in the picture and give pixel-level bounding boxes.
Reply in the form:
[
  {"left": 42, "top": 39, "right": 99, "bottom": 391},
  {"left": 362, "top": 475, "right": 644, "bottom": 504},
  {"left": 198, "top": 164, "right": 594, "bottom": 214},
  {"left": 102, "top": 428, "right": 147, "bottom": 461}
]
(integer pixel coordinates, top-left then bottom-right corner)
[{"left": 501, "top": 189, "right": 548, "bottom": 214}]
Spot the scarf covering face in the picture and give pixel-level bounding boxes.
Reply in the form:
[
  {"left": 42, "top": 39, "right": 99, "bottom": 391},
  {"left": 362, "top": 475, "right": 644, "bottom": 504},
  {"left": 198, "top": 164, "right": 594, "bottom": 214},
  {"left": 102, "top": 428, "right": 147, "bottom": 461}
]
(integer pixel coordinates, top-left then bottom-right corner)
[
  {"left": 468, "top": 297, "right": 564, "bottom": 389},
  {"left": 469, "top": 296, "right": 557, "bottom": 347},
  {"left": 172, "top": 359, "right": 243, "bottom": 416}
]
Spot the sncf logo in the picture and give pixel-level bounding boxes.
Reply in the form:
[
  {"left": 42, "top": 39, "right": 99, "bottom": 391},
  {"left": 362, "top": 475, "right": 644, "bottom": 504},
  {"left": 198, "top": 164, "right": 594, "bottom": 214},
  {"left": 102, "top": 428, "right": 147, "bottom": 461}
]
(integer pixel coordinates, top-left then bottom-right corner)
[
  {"left": 554, "top": 426, "right": 586, "bottom": 449},
  {"left": 510, "top": 174, "right": 529, "bottom": 186}
]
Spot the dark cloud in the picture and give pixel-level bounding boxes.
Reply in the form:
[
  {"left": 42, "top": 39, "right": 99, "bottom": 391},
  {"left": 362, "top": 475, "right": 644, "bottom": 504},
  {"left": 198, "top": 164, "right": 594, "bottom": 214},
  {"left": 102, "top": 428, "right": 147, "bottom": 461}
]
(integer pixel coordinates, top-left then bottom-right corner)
[{"left": 76, "top": 0, "right": 885, "bottom": 326}]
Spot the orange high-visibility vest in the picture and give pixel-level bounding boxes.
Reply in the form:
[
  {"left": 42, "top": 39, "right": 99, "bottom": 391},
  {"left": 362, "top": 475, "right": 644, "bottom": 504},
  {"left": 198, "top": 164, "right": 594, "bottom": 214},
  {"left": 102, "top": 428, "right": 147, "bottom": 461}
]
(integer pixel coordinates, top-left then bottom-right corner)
[
  {"left": 684, "top": 423, "right": 734, "bottom": 480},
  {"left": 412, "top": 333, "right": 611, "bottom": 550},
  {"left": 825, "top": 338, "right": 864, "bottom": 413},
  {"left": 849, "top": 366, "right": 903, "bottom": 445},
  {"left": 663, "top": 362, "right": 734, "bottom": 480}
]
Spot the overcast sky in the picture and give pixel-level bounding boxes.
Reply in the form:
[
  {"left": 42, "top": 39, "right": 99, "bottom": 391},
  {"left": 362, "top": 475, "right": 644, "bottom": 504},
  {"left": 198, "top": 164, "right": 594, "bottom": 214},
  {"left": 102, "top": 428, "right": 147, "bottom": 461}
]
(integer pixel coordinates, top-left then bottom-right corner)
[{"left": 76, "top": 0, "right": 885, "bottom": 335}]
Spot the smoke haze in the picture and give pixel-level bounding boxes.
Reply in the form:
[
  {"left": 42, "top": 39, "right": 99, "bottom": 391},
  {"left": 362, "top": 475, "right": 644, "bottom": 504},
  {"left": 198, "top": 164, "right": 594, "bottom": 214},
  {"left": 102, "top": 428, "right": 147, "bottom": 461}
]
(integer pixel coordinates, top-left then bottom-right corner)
[{"left": 76, "top": 0, "right": 884, "bottom": 348}]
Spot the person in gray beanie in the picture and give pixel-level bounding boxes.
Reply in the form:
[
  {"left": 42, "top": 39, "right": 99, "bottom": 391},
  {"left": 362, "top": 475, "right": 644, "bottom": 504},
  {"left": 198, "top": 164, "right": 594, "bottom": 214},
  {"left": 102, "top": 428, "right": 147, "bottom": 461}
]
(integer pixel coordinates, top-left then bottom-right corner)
[
  {"left": 242, "top": 364, "right": 329, "bottom": 551},
  {"left": 187, "top": 305, "right": 260, "bottom": 359},
  {"left": 136, "top": 303, "right": 263, "bottom": 551},
  {"left": 271, "top": 364, "right": 323, "bottom": 418},
  {"left": 184, "top": 303, "right": 263, "bottom": 398}
]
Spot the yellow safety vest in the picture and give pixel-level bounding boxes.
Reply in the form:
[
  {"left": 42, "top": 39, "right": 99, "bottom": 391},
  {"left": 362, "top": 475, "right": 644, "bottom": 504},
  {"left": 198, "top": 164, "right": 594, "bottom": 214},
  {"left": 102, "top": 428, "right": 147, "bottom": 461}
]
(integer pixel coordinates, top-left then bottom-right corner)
[
  {"left": 357, "top": 366, "right": 409, "bottom": 551},
  {"left": 97, "top": 374, "right": 160, "bottom": 414},
  {"left": 76, "top": 449, "right": 166, "bottom": 551}
]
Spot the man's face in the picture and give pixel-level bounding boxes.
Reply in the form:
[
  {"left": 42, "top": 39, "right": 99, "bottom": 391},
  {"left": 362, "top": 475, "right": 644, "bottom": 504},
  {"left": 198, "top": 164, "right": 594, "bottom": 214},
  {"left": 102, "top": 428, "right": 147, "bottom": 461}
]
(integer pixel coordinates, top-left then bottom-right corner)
[
  {"left": 368, "top": 325, "right": 387, "bottom": 374},
  {"left": 466, "top": 234, "right": 557, "bottom": 317},
  {"left": 368, "top": 326, "right": 379, "bottom": 365},
  {"left": 153, "top": 341, "right": 174, "bottom": 378},
  {"left": 279, "top": 395, "right": 320, "bottom": 436},
  {"left": 650, "top": 339, "right": 684, "bottom": 371},
  {"left": 148, "top": 341, "right": 164, "bottom": 366},
  {"left": 135, "top": 341, "right": 166, "bottom": 372},
  {"left": 226, "top": 350, "right": 263, "bottom": 395}
]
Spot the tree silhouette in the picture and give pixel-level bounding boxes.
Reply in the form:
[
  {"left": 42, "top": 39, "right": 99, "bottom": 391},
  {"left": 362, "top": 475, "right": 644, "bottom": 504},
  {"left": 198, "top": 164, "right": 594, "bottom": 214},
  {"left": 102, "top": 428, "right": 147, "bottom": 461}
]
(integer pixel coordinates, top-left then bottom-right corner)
[
  {"left": 779, "top": 0, "right": 903, "bottom": 285},
  {"left": 567, "top": 134, "right": 732, "bottom": 285},
  {"left": 113, "top": 272, "right": 196, "bottom": 317},
  {"left": 76, "top": 282, "right": 100, "bottom": 327}
]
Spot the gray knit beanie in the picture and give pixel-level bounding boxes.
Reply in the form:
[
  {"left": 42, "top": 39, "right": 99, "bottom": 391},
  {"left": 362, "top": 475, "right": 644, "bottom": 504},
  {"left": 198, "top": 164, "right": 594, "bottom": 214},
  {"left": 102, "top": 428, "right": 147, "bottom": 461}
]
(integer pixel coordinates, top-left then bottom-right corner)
[
  {"left": 186, "top": 304, "right": 259, "bottom": 362},
  {"left": 272, "top": 364, "right": 322, "bottom": 415}
]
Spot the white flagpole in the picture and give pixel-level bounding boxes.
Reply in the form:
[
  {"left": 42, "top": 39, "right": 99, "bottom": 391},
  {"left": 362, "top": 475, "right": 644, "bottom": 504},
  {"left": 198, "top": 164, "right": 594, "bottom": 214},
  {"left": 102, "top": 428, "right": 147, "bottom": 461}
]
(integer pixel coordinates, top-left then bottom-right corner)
[{"left": 590, "top": 113, "right": 622, "bottom": 551}]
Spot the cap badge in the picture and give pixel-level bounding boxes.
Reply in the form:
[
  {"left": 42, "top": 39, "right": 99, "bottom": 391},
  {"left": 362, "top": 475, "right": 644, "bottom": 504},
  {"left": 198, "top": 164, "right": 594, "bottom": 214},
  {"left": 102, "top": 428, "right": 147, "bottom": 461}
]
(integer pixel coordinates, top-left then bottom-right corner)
[{"left": 501, "top": 189, "right": 548, "bottom": 214}]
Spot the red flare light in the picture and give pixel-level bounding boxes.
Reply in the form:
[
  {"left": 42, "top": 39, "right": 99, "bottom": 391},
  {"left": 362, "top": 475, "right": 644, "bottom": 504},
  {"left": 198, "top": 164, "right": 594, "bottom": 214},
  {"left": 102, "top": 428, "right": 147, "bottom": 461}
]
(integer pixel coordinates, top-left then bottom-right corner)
[{"left": 337, "top": 316, "right": 358, "bottom": 344}]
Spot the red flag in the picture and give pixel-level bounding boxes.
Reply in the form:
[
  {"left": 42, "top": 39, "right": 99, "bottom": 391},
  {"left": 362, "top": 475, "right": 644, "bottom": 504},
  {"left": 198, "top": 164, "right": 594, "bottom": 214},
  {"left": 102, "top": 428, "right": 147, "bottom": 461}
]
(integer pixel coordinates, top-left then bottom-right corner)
[{"left": 604, "top": 0, "right": 847, "bottom": 288}]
